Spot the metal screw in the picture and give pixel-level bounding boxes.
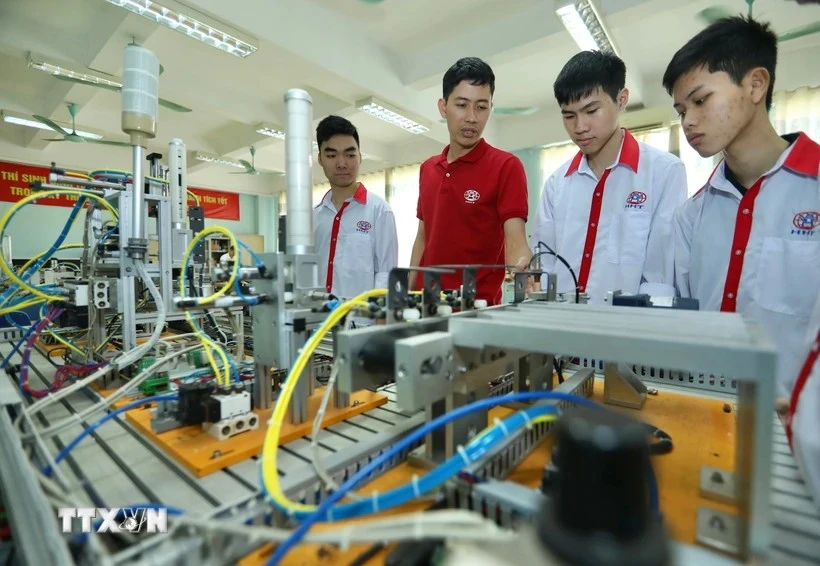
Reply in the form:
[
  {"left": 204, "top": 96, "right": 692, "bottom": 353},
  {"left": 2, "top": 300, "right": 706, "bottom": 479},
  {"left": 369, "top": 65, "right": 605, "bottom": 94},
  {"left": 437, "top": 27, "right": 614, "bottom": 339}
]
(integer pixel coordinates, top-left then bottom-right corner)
[
  {"left": 352, "top": 400, "right": 360, "bottom": 407},
  {"left": 212, "top": 450, "right": 222, "bottom": 459},
  {"left": 125, "top": 267, "right": 133, "bottom": 273},
  {"left": 711, "top": 471, "right": 724, "bottom": 484},
  {"left": 647, "top": 388, "right": 659, "bottom": 396}
]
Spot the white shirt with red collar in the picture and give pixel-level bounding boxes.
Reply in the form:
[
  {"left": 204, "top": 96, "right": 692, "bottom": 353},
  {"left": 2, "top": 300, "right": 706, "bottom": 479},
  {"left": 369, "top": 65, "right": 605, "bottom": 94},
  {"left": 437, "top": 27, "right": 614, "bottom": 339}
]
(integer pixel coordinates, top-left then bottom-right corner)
[
  {"left": 674, "top": 132, "right": 820, "bottom": 397},
  {"left": 313, "top": 183, "right": 398, "bottom": 300},
  {"left": 532, "top": 129, "right": 688, "bottom": 304}
]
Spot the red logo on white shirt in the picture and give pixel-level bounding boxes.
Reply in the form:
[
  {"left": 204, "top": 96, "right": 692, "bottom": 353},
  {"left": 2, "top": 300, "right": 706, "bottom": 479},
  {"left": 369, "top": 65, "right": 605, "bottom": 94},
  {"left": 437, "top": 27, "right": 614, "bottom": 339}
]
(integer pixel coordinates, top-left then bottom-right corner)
[
  {"left": 356, "top": 220, "right": 372, "bottom": 233},
  {"left": 464, "top": 189, "right": 480, "bottom": 203},
  {"left": 792, "top": 211, "right": 820, "bottom": 235},
  {"left": 625, "top": 191, "right": 647, "bottom": 209}
]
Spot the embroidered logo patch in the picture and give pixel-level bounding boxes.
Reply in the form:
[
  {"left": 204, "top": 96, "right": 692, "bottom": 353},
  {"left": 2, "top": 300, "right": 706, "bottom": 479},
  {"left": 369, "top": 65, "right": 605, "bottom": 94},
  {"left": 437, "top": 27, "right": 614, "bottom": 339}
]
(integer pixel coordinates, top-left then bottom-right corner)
[
  {"left": 625, "top": 191, "right": 647, "bottom": 209},
  {"left": 464, "top": 189, "right": 480, "bottom": 203},
  {"left": 356, "top": 220, "right": 372, "bottom": 233},
  {"left": 792, "top": 211, "right": 820, "bottom": 236}
]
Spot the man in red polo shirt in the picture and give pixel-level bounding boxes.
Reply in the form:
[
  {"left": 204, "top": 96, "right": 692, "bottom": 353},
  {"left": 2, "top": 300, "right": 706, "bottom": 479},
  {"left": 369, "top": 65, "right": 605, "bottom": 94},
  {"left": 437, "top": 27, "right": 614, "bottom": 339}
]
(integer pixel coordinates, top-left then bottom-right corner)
[{"left": 411, "top": 57, "right": 531, "bottom": 305}]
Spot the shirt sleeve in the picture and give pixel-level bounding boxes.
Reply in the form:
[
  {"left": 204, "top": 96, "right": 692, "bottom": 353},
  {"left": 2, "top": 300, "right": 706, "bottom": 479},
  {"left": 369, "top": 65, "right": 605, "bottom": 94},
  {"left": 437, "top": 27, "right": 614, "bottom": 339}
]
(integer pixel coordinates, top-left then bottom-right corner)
[
  {"left": 672, "top": 196, "right": 699, "bottom": 299},
  {"left": 790, "top": 295, "right": 820, "bottom": 508},
  {"left": 497, "top": 157, "right": 529, "bottom": 223},
  {"left": 416, "top": 163, "right": 425, "bottom": 221},
  {"left": 374, "top": 204, "right": 399, "bottom": 290},
  {"left": 530, "top": 174, "right": 558, "bottom": 283},
  {"left": 639, "top": 159, "right": 688, "bottom": 296}
]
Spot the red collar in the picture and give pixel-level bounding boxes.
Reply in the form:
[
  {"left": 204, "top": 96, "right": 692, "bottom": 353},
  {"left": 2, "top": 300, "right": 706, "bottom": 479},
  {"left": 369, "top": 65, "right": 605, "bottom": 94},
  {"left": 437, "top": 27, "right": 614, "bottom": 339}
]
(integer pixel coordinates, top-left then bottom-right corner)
[
  {"left": 565, "top": 129, "right": 640, "bottom": 177},
  {"left": 436, "top": 138, "right": 490, "bottom": 167},
  {"left": 783, "top": 132, "right": 820, "bottom": 177},
  {"left": 315, "top": 183, "right": 367, "bottom": 209}
]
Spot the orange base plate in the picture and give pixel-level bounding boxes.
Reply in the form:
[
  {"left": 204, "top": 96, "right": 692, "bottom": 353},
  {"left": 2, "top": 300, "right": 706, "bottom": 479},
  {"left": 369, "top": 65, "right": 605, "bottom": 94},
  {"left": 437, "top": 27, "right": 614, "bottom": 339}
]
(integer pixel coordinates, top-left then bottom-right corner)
[{"left": 124, "top": 387, "right": 388, "bottom": 477}]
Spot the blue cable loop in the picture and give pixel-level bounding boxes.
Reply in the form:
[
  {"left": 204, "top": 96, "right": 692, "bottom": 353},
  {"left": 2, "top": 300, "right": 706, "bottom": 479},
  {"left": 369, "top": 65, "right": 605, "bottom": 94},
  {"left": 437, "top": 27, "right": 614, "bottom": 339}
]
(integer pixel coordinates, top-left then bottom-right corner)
[
  {"left": 43, "top": 395, "right": 177, "bottom": 477},
  {"left": 266, "top": 390, "right": 659, "bottom": 564}
]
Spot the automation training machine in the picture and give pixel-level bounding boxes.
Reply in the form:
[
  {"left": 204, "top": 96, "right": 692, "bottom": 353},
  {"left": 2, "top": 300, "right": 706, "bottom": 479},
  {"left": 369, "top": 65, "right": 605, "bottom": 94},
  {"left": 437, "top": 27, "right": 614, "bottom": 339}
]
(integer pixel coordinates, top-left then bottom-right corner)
[{"left": 0, "top": 42, "right": 818, "bottom": 566}]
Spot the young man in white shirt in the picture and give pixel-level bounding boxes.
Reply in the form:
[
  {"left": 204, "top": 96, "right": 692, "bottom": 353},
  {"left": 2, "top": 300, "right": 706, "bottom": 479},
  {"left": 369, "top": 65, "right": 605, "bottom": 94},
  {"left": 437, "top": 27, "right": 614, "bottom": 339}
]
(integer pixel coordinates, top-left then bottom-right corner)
[
  {"left": 663, "top": 16, "right": 820, "bottom": 399},
  {"left": 313, "top": 115, "right": 398, "bottom": 300},
  {"left": 531, "top": 50, "right": 687, "bottom": 305},
  {"left": 219, "top": 245, "right": 236, "bottom": 268}
]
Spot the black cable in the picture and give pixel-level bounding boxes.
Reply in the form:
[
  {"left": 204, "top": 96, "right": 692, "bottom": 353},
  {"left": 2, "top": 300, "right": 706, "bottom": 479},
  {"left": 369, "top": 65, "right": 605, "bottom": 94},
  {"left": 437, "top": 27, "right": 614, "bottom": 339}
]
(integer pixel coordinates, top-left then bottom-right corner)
[
  {"left": 346, "top": 542, "right": 384, "bottom": 566},
  {"left": 553, "top": 357, "right": 564, "bottom": 384},
  {"left": 530, "top": 241, "right": 580, "bottom": 303},
  {"left": 645, "top": 423, "right": 673, "bottom": 456}
]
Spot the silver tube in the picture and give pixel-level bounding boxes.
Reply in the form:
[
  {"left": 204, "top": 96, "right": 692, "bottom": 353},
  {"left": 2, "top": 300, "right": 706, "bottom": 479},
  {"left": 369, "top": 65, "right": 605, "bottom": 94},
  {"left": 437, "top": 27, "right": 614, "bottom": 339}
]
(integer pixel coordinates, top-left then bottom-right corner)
[
  {"left": 284, "top": 88, "right": 314, "bottom": 255},
  {"left": 132, "top": 144, "right": 145, "bottom": 242},
  {"left": 168, "top": 138, "right": 187, "bottom": 227}
]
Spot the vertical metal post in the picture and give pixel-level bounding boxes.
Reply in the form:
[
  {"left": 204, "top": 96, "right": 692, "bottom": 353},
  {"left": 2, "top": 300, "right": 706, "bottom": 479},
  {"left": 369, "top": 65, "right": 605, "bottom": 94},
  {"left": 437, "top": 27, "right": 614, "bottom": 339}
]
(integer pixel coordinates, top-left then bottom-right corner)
[
  {"left": 157, "top": 195, "right": 174, "bottom": 312},
  {"left": 287, "top": 330, "right": 310, "bottom": 425},
  {"left": 132, "top": 144, "right": 145, "bottom": 244},
  {"left": 284, "top": 89, "right": 314, "bottom": 256}
]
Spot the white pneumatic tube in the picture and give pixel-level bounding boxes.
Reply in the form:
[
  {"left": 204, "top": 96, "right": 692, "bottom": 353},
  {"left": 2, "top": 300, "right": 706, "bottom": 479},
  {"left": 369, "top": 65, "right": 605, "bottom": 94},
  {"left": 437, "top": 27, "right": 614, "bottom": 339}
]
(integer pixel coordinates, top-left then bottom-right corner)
[
  {"left": 284, "top": 89, "right": 314, "bottom": 255},
  {"left": 168, "top": 138, "right": 187, "bottom": 227}
]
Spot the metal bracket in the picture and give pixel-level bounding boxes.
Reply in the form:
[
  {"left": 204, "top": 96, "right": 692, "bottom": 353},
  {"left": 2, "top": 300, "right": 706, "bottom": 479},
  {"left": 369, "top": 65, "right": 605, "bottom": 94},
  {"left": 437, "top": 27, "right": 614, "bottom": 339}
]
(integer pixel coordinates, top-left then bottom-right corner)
[
  {"left": 461, "top": 267, "right": 477, "bottom": 310},
  {"left": 603, "top": 361, "right": 648, "bottom": 409},
  {"left": 700, "top": 466, "right": 737, "bottom": 504},
  {"left": 394, "top": 331, "right": 455, "bottom": 412},
  {"left": 696, "top": 506, "right": 742, "bottom": 556},
  {"left": 387, "top": 267, "right": 452, "bottom": 322}
]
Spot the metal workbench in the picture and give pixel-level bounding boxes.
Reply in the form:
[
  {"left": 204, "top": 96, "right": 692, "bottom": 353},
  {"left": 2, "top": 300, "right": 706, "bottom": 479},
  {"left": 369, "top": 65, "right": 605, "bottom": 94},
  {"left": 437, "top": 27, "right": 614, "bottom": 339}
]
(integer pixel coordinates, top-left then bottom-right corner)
[{"left": 1, "top": 338, "right": 819, "bottom": 565}]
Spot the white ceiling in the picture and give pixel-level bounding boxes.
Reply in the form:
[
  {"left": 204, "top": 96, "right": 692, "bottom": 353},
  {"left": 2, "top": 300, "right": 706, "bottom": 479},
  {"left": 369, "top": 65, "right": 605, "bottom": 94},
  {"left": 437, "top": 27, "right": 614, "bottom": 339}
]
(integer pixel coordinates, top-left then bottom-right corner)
[{"left": 0, "top": 0, "right": 818, "bottom": 197}]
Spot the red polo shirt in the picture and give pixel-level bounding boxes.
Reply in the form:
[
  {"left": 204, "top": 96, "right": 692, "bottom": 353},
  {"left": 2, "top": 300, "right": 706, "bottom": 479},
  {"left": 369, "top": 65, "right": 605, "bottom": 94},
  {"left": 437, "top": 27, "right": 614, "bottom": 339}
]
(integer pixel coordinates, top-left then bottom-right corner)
[{"left": 416, "top": 138, "right": 529, "bottom": 304}]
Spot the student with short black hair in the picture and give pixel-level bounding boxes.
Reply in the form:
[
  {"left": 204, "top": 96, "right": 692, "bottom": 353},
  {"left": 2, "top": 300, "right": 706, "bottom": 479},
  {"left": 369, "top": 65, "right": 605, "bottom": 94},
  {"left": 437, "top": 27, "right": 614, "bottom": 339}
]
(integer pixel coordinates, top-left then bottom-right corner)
[
  {"left": 411, "top": 57, "right": 531, "bottom": 305},
  {"left": 663, "top": 16, "right": 820, "bottom": 399},
  {"left": 531, "top": 50, "right": 687, "bottom": 304},
  {"left": 313, "top": 115, "right": 398, "bottom": 299}
]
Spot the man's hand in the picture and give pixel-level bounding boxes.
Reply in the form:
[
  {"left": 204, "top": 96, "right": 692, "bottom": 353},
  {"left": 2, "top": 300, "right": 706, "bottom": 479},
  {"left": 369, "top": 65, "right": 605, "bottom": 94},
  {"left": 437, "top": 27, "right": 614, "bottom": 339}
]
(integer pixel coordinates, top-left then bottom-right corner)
[{"left": 506, "top": 254, "right": 536, "bottom": 294}]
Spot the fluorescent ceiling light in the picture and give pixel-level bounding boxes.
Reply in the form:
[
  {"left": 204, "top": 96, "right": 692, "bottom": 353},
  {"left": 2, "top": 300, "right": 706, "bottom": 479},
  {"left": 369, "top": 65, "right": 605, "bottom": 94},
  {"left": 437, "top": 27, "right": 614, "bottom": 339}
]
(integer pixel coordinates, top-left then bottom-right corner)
[
  {"left": 29, "top": 59, "right": 122, "bottom": 88},
  {"left": 556, "top": 0, "right": 618, "bottom": 55},
  {"left": 256, "top": 124, "right": 286, "bottom": 140},
  {"left": 105, "top": 0, "right": 257, "bottom": 58},
  {"left": 1, "top": 111, "right": 103, "bottom": 140},
  {"left": 256, "top": 124, "right": 319, "bottom": 150},
  {"left": 356, "top": 97, "right": 429, "bottom": 134},
  {"left": 193, "top": 152, "right": 245, "bottom": 169}
]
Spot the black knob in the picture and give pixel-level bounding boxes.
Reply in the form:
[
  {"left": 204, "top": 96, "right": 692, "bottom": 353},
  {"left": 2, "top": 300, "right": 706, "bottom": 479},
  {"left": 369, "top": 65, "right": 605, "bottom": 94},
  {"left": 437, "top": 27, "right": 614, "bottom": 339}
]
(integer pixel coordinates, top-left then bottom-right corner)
[{"left": 537, "top": 405, "right": 670, "bottom": 566}]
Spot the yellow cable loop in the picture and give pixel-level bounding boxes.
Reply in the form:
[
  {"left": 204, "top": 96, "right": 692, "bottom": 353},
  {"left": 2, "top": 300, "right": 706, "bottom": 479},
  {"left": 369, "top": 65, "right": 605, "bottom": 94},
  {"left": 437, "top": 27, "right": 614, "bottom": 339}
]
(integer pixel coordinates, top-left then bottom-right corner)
[
  {"left": 261, "top": 290, "right": 385, "bottom": 514},
  {"left": 0, "top": 190, "right": 118, "bottom": 302},
  {"left": 179, "top": 226, "right": 240, "bottom": 386}
]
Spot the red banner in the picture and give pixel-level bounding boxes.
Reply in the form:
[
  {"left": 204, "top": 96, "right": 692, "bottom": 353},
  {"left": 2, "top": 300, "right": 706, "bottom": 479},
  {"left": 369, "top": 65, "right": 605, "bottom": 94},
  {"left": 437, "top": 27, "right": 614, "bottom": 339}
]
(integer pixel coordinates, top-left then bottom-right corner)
[
  {"left": 0, "top": 160, "right": 241, "bottom": 221},
  {"left": 0, "top": 160, "right": 84, "bottom": 208},
  {"left": 187, "top": 187, "right": 240, "bottom": 221}
]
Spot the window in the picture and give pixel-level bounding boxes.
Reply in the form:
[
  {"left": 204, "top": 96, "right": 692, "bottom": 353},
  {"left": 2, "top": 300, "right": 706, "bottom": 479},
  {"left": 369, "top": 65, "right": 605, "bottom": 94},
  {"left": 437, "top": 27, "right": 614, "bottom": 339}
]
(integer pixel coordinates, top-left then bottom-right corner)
[
  {"left": 539, "top": 141, "right": 578, "bottom": 181},
  {"left": 388, "top": 164, "right": 422, "bottom": 267},
  {"left": 677, "top": 126, "right": 719, "bottom": 197},
  {"left": 772, "top": 87, "right": 820, "bottom": 140},
  {"left": 632, "top": 127, "right": 670, "bottom": 152}
]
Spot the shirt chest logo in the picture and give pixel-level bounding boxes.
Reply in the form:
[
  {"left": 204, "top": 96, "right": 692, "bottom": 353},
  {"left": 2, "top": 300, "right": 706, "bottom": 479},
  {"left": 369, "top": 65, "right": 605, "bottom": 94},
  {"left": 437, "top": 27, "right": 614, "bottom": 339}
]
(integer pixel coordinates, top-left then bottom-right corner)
[
  {"left": 464, "top": 189, "right": 480, "bottom": 204},
  {"left": 355, "top": 220, "right": 372, "bottom": 233},
  {"left": 625, "top": 191, "right": 647, "bottom": 209},
  {"left": 792, "top": 211, "right": 820, "bottom": 236}
]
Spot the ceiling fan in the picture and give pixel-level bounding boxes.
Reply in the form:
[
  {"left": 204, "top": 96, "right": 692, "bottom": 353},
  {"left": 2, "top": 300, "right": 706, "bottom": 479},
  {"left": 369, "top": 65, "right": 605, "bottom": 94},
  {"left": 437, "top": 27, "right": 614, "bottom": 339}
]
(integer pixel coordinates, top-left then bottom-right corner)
[
  {"left": 230, "top": 146, "right": 284, "bottom": 176},
  {"left": 33, "top": 103, "right": 130, "bottom": 146},
  {"left": 697, "top": 0, "right": 820, "bottom": 42}
]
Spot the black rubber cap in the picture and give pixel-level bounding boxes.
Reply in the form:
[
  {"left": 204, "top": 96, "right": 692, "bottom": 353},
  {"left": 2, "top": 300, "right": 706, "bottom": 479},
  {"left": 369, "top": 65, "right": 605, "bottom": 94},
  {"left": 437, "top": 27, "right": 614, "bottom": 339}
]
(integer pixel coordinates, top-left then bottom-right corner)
[{"left": 537, "top": 406, "right": 670, "bottom": 566}]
